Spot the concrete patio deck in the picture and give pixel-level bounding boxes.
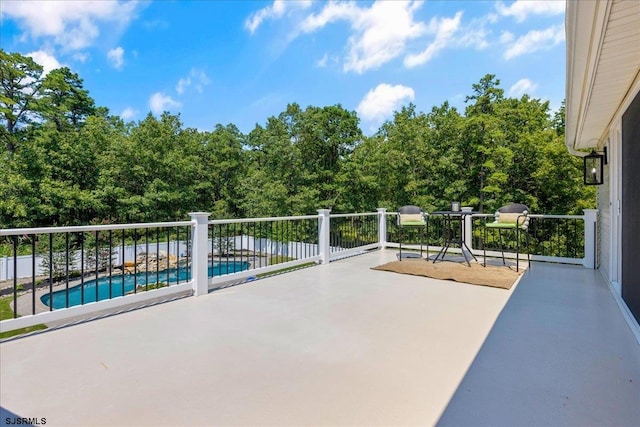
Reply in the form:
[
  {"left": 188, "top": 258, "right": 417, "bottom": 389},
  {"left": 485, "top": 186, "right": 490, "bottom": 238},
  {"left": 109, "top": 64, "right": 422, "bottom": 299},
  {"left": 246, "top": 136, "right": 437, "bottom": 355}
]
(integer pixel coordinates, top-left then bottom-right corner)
[{"left": 1, "top": 250, "right": 639, "bottom": 426}]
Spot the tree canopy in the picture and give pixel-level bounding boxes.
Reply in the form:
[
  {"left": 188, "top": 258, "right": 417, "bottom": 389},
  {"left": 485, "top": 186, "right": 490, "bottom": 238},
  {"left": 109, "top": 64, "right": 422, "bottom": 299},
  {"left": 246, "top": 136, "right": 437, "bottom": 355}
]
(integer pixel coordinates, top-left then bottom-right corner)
[{"left": 0, "top": 50, "right": 595, "bottom": 228}]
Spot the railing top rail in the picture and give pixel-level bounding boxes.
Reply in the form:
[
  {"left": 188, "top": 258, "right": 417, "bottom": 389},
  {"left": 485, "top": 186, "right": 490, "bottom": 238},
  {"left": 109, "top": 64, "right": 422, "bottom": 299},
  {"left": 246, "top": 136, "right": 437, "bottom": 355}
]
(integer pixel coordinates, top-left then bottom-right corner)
[
  {"left": 472, "top": 213, "right": 585, "bottom": 220},
  {"left": 384, "top": 211, "right": 585, "bottom": 220},
  {"left": 209, "top": 214, "right": 319, "bottom": 225},
  {"left": 529, "top": 214, "right": 584, "bottom": 219},
  {"left": 329, "top": 212, "right": 378, "bottom": 218},
  {"left": 0, "top": 221, "right": 192, "bottom": 236},
  {"left": 0, "top": 212, "right": 588, "bottom": 237}
]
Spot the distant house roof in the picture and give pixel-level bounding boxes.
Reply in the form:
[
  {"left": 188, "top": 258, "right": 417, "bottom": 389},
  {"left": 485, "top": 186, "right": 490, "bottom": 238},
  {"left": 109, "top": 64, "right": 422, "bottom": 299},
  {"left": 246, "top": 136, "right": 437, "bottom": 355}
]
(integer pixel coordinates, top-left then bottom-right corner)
[{"left": 565, "top": 0, "right": 640, "bottom": 151}]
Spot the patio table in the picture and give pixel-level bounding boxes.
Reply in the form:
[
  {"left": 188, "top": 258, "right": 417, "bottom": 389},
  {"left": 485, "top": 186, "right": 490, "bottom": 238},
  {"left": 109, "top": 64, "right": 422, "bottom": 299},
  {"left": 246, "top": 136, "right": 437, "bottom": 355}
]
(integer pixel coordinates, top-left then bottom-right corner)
[{"left": 430, "top": 210, "right": 478, "bottom": 266}]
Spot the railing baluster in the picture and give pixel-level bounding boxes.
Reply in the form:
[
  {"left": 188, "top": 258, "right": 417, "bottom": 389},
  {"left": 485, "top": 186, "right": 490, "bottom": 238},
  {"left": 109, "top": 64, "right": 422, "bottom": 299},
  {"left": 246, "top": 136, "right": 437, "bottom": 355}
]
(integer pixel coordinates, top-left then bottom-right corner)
[
  {"left": 31, "top": 234, "right": 36, "bottom": 315},
  {"left": 122, "top": 231, "right": 126, "bottom": 297},
  {"left": 239, "top": 222, "right": 243, "bottom": 270},
  {"left": 156, "top": 227, "right": 160, "bottom": 286},
  {"left": 133, "top": 229, "right": 137, "bottom": 293},
  {"left": 186, "top": 227, "right": 191, "bottom": 280},
  {"left": 176, "top": 227, "right": 181, "bottom": 284},
  {"left": 145, "top": 228, "right": 149, "bottom": 292},
  {"left": 95, "top": 231, "right": 99, "bottom": 303},
  {"left": 13, "top": 236, "right": 18, "bottom": 319},
  {"left": 65, "top": 233, "right": 70, "bottom": 309},
  {"left": 109, "top": 230, "right": 113, "bottom": 300},
  {"left": 166, "top": 228, "right": 170, "bottom": 284},
  {"left": 209, "top": 224, "right": 214, "bottom": 274},
  {"left": 80, "top": 232, "right": 85, "bottom": 305},
  {"left": 48, "top": 233, "right": 53, "bottom": 311}
]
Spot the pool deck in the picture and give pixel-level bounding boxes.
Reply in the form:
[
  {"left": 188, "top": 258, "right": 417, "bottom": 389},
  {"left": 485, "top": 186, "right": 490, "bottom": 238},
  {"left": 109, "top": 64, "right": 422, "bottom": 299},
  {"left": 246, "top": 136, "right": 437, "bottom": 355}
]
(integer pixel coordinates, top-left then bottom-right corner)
[{"left": 1, "top": 250, "right": 639, "bottom": 426}]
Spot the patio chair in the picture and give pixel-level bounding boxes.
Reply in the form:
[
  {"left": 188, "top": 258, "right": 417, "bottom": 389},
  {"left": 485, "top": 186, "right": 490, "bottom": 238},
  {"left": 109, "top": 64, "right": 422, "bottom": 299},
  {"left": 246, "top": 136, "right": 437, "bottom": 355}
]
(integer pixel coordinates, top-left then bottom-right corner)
[
  {"left": 397, "top": 205, "right": 428, "bottom": 260},
  {"left": 483, "top": 203, "right": 530, "bottom": 272}
]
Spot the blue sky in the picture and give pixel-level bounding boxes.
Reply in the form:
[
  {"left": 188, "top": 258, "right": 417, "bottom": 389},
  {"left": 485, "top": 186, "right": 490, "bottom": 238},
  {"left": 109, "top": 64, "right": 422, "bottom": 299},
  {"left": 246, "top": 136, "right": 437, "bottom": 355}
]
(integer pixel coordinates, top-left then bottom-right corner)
[{"left": 1, "top": 0, "right": 566, "bottom": 135}]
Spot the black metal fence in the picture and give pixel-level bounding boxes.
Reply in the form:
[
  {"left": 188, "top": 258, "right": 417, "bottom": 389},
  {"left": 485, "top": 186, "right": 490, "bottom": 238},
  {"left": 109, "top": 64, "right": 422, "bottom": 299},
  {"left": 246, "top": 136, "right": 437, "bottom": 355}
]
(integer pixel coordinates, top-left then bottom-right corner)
[
  {"left": 329, "top": 213, "right": 379, "bottom": 254},
  {"left": 0, "top": 222, "right": 191, "bottom": 317},
  {"left": 472, "top": 215, "right": 585, "bottom": 259},
  {"left": 387, "top": 213, "right": 586, "bottom": 260},
  {"left": 207, "top": 216, "right": 320, "bottom": 275}
]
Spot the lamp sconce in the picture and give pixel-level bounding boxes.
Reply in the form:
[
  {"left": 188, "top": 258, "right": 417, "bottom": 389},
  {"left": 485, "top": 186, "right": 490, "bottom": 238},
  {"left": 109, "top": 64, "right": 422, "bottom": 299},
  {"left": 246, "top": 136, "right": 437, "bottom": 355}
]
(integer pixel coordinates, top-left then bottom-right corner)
[{"left": 583, "top": 146, "right": 608, "bottom": 185}]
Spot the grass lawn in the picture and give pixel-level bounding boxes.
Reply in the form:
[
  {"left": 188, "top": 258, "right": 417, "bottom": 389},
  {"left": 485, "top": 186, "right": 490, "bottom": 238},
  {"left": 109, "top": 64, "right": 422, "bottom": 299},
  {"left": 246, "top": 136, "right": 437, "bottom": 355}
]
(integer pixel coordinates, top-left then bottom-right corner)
[{"left": 0, "top": 296, "right": 47, "bottom": 340}]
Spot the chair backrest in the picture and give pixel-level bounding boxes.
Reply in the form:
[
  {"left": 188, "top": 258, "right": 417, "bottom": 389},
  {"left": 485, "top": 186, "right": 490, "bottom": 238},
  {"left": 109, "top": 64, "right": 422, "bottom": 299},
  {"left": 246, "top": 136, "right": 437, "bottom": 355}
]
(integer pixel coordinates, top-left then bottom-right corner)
[
  {"left": 495, "top": 203, "right": 530, "bottom": 229},
  {"left": 398, "top": 205, "right": 426, "bottom": 226}
]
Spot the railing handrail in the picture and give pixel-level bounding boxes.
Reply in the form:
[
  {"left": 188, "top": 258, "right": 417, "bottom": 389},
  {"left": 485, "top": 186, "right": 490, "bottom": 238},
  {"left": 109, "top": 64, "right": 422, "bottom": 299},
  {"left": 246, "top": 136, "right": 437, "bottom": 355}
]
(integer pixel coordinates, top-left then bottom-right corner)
[
  {"left": 470, "top": 213, "right": 585, "bottom": 220},
  {"left": 329, "top": 212, "right": 379, "bottom": 218},
  {"left": 208, "top": 214, "right": 319, "bottom": 225},
  {"left": 0, "top": 221, "right": 193, "bottom": 236},
  {"left": 529, "top": 214, "right": 584, "bottom": 219},
  {"left": 0, "top": 212, "right": 588, "bottom": 236}
]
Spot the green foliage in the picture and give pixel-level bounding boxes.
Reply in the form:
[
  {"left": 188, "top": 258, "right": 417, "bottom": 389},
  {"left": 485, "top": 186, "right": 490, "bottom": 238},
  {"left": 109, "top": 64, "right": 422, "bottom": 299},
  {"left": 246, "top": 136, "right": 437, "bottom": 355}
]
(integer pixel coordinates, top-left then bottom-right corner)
[
  {"left": 0, "top": 51, "right": 595, "bottom": 228},
  {"left": 0, "top": 50, "right": 44, "bottom": 153}
]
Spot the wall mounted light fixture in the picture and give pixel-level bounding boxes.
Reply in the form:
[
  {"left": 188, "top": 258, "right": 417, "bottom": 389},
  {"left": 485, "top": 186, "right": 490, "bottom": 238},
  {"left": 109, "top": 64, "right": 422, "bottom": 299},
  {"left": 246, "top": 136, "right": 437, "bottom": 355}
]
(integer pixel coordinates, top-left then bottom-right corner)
[{"left": 583, "top": 146, "right": 607, "bottom": 185}]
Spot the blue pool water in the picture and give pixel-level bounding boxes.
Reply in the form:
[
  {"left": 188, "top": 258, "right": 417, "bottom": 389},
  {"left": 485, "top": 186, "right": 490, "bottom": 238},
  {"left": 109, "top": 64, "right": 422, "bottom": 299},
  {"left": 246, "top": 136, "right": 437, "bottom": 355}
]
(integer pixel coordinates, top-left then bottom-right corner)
[{"left": 41, "top": 261, "right": 249, "bottom": 309}]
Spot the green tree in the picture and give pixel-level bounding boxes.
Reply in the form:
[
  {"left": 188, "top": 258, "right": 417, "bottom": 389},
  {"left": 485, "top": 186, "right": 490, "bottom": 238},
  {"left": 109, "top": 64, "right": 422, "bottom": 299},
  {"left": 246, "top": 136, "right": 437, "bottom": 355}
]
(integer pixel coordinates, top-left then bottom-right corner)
[
  {"left": 462, "top": 74, "right": 509, "bottom": 212},
  {"left": 38, "top": 67, "right": 96, "bottom": 131},
  {"left": 0, "top": 50, "right": 44, "bottom": 153}
]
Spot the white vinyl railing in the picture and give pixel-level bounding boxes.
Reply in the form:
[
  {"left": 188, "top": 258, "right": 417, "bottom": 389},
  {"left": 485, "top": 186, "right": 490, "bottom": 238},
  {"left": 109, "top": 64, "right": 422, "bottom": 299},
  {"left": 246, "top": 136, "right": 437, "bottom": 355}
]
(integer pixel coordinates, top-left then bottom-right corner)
[{"left": 0, "top": 209, "right": 597, "bottom": 334}]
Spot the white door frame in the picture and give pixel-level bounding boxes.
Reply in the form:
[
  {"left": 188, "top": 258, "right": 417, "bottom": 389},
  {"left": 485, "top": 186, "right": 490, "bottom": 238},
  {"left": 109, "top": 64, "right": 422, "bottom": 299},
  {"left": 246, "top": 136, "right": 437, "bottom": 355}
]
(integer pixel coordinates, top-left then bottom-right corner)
[{"left": 609, "top": 125, "right": 622, "bottom": 293}]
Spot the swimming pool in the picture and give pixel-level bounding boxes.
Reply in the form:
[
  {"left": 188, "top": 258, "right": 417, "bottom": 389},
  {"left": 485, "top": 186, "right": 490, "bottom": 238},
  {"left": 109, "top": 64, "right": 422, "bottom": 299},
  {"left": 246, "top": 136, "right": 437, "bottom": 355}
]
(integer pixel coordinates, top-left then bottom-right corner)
[{"left": 41, "top": 261, "right": 249, "bottom": 309}]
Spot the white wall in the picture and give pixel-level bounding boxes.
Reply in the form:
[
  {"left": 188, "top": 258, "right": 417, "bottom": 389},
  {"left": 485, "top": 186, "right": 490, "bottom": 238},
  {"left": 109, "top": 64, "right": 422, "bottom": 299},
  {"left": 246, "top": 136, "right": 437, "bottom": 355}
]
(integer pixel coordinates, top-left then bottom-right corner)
[{"left": 598, "top": 78, "right": 640, "bottom": 288}]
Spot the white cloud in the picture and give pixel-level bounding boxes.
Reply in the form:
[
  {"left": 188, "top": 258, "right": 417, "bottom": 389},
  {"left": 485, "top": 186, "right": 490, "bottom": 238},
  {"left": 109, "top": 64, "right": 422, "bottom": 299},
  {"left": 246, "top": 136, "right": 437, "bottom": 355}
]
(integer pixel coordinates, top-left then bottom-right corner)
[
  {"left": 175, "top": 69, "right": 211, "bottom": 95},
  {"left": 149, "top": 92, "right": 181, "bottom": 114},
  {"left": 356, "top": 83, "right": 415, "bottom": 125},
  {"left": 295, "top": 1, "right": 427, "bottom": 74},
  {"left": 245, "top": 0, "right": 312, "bottom": 34},
  {"left": 296, "top": 2, "right": 480, "bottom": 73},
  {"left": 496, "top": 0, "right": 565, "bottom": 22},
  {"left": 298, "top": 1, "right": 359, "bottom": 33},
  {"left": 72, "top": 52, "right": 90, "bottom": 63},
  {"left": 500, "top": 31, "right": 514, "bottom": 44},
  {"left": 176, "top": 77, "right": 190, "bottom": 95},
  {"left": 120, "top": 107, "right": 138, "bottom": 121},
  {"left": 404, "top": 11, "right": 462, "bottom": 68},
  {"left": 509, "top": 78, "right": 537, "bottom": 97},
  {"left": 107, "top": 46, "right": 124, "bottom": 70},
  {"left": 504, "top": 24, "right": 564, "bottom": 59},
  {"left": 316, "top": 53, "right": 329, "bottom": 68},
  {"left": 346, "top": 2, "right": 428, "bottom": 73},
  {"left": 26, "top": 50, "right": 62, "bottom": 75},
  {"left": 456, "top": 14, "right": 493, "bottom": 50},
  {"left": 2, "top": 0, "right": 139, "bottom": 51},
  {"left": 290, "top": 1, "right": 427, "bottom": 74}
]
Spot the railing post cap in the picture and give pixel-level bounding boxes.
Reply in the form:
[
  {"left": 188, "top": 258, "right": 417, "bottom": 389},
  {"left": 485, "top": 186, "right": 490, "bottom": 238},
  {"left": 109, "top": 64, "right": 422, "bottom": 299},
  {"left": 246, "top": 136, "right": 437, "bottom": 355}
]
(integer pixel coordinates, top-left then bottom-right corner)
[
  {"left": 583, "top": 209, "right": 599, "bottom": 219},
  {"left": 377, "top": 208, "right": 387, "bottom": 212},
  {"left": 189, "top": 212, "right": 211, "bottom": 221}
]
